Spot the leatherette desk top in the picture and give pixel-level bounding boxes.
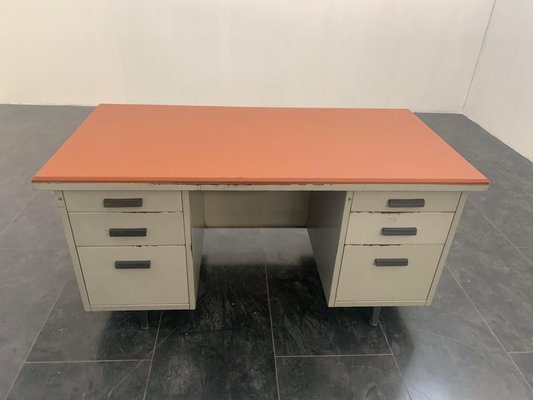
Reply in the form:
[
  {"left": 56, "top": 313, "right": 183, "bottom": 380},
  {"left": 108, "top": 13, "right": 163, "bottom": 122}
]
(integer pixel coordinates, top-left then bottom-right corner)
[{"left": 32, "top": 104, "right": 489, "bottom": 186}]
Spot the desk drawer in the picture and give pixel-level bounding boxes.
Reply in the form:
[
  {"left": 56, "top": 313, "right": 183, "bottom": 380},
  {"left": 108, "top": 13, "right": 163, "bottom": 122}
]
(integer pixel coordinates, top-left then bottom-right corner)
[
  {"left": 64, "top": 190, "right": 182, "bottom": 212},
  {"left": 346, "top": 212, "right": 453, "bottom": 245},
  {"left": 351, "top": 191, "right": 460, "bottom": 212},
  {"left": 78, "top": 246, "right": 189, "bottom": 306},
  {"left": 336, "top": 244, "right": 443, "bottom": 302},
  {"left": 69, "top": 212, "right": 185, "bottom": 246}
]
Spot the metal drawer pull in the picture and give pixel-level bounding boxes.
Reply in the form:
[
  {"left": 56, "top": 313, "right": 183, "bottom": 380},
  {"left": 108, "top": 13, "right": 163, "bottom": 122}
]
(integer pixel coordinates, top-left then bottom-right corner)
[
  {"left": 381, "top": 227, "right": 417, "bottom": 236},
  {"left": 115, "top": 260, "right": 151, "bottom": 269},
  {"left": 375, "top": 258, "right": 409, "bottom": 267},
  {"left": 388, "top": 198, "right": 425, "bottom": 208},
  {"left": 109, "top": 228, "right": 147, "bottom": 237},
  {"left": 103, "top": 198, "right": 143, "bottom": 208}
]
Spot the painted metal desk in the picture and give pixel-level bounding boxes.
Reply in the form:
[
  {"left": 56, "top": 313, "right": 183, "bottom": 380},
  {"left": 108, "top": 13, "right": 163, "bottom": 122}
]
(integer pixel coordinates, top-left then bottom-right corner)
[{"left": 32, "top": 105, "right": 489, "bottom": 326}]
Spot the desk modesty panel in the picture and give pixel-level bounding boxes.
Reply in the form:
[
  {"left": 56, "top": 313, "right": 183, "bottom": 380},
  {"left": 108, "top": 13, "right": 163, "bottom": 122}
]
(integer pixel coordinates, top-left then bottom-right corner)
[{"left": 32, "top": 105, "right": 489, "bottom": 313}]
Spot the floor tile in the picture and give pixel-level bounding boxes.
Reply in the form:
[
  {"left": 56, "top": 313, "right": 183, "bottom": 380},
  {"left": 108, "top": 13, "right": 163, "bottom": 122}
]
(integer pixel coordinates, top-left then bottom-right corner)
[
  {"left": 277, "top": 355, "right": 409, "bottom": 400},
  {"left": 381, "top": 268, "right": 533, "bottom": 400},
  {"left": 512, "top": 353, "right": 533, "bottom": 391},
  {"left": 417, "top": 113, "right": 533, "bottom": 190},
  {"left": 467, "top": 170, "right": 533, "bottom": 248},
  {"left": 27, "top": 280, "right": 160, "bottom": 361},
  {"left": 519, "top": 248, "right": 533, "bottom": 264},
  {"left": 0, "top": 182, "right": 35, "bottom": 232},
  {"left": 6, "top": 360, "right": 150, "bottom": 400},
  {"left": 0, "top": 105, "right": 94, "bottom": 183},
  {"left": 447, "top": 201, "right": 533, "bottom": 352},
  {"left": 203, "top": 228, "right": 264, "bottom": 266},
  {"left": 268, "top": 258, "right": 390, "bottom": 356},
  {"left": 262, "top": 227, "right": 314, "bottom": 266},
  {"left": 146, "top": 263, "right": 276, "bottom": 400},
  {"left": 0, "top": 199, "right": 66, "bottom": 249},
  {"left": 0, "top": 249, "right": 70, "bottom": 399},
  {"left": 1, "top": 107, "right": 532, "bottom": 399}
]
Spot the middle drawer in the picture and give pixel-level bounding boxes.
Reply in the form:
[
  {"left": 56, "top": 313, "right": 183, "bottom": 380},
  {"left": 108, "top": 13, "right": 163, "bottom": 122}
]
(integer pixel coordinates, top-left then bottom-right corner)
[
  {"left": 69, "top": 212, "right": 185, "bottom": 246},
  {"left": 346, "top": 212, "right": 454, "bottom": 245}
]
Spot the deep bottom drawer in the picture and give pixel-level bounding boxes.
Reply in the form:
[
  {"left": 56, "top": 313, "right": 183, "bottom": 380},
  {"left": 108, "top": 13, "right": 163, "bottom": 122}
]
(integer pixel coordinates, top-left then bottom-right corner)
[
  {"left": 336, "top": 244, "right": 443, "bottom": 302},
  {"left": 78, "top": 246, "right": 189, "bottom": 306}
]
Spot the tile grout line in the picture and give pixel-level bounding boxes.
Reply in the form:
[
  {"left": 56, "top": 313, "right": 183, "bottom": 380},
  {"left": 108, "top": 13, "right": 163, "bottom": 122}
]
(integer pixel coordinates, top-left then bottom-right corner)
[
  {"left": 448, "top": 268, "right": 533, "bottom": 395},
  {"left": 466, "top": 196, "right": 533, "bottom": 386},
  {"left": 265, "top": 270, "right": 281, "bottom": 400},
  {"left": 142, "top": 311, "right": 163, "bottom": 400},
  {"left": 379, "top": 321, "right": 414, "bottom": 400},
  {"left": 468, "top": 197, "right": 532, "bottom": 265},
  {"left": 261, "top": 229, "right": 281, "bottom": 400},
  {"left": 275, "top": 353, "right": 392, "bottom": 358},
  {"left": 3, "top": 277, "right": 67, "bottom": 400},
  {"left": 106, "top": 359, "right": 149, "bottom": 398},
  {"left": 23, "top": 359, "right": 150, "bottom": 364},
  {"left": 0, "top": 191, "right": 37, "bottom": 238}
]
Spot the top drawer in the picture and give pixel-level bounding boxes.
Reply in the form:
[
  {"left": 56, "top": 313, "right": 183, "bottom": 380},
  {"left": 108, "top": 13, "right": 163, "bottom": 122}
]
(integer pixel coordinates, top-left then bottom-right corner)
[
  {"left": 64, "top": 191, "right": 182, "bottom": 212},
  {"left": 351, "top": 191, "right": 460, "bottom": 212}
]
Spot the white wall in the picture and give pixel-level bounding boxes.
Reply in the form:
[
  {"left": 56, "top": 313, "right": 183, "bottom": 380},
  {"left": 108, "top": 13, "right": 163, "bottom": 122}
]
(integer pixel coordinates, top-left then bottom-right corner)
[
  {"left": 464, "top": 0, "right": 533, "bottom": 161},
  {"left": 0, "top": 0, "right": 493, "bottom": 112}
]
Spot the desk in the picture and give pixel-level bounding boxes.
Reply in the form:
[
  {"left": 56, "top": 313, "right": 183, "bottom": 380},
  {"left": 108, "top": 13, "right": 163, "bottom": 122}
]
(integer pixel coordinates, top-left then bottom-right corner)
[{"left": 32, "top": 105, "right": 489, "bottom": 326}]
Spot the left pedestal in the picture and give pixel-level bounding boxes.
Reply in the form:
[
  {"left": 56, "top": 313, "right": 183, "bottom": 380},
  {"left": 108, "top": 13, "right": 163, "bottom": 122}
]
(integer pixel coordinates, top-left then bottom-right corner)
[{"left": 55, "top": 189, "right": 198, "bottom": 312}]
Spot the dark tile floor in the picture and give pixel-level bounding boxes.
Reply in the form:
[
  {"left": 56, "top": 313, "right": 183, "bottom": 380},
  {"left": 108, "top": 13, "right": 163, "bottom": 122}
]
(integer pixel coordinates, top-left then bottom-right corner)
[{"left": 0, "top": 106, "right": 532, "bottom": 400}]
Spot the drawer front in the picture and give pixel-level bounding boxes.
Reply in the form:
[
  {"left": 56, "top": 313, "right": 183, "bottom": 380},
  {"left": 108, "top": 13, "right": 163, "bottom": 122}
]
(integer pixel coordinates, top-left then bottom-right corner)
[
  {"left": 64, "top": 190, "right": 182, "bottom": 212},
  {"left": 70, "top": 212, "right": 185, "bottom": 246},
  {"left": 78, "top": 246, "right": 189, "bottom": 306},
  {"left": 336, "top": 244, "right": 443, "bottom": 302},
  {"left": 346, "top": 212, "right": 453, "bottom": 245},
  {"left": 351, "top": 191, "right": 460, "bottom": 212}
]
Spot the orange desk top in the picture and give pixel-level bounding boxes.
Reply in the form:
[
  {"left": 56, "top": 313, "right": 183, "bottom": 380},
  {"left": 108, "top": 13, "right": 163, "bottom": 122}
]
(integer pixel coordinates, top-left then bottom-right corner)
[{"left": 32, "top": 104, "right": 488, "bottom": 185}]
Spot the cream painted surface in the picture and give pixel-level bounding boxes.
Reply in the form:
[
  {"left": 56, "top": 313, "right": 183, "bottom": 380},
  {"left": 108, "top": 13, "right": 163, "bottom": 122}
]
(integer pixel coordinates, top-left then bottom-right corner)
[
  {"left": 78, "top": 245, "right": 189, "bottom": 306},
  {"left": 335, "top": 300, "right": 428, "bottom": 307},
  {"left": 307, "top": 191, "right": 352, "bottom": 306},
  {"left": 64, "top": 190, "right": 182, "bottom": 212},
  {"left": 337, "top": 244, "right": 444, "bottom": 302},
  {"left": 426, "top": 192, "right": 466, "bottom": 304},
  {"left": 204, "top": 191, "right": 309, "bottom": 227},
  {"left": 351, "top": 191, "right": 460, "bottom": 212},
  {"left": 0, "top": 1, "right": 492, "bottom": 111},
  {"left": 53, "top": 186, "right": 470, "bottom": 311},
  {"left": 182, "top": 191, "right": 205, "bottom": 309},
  {"left": 69, "top": 211, "right": 185, "bottom": 246},
  {"left": 57, "top": 192, "right": 91, "bottom": 311},
  {"left": 464, "top": 0, "right": 533, "bottom": 161},
  {"left": 346, "top": 212, "right": 454, "bottom": 245}
]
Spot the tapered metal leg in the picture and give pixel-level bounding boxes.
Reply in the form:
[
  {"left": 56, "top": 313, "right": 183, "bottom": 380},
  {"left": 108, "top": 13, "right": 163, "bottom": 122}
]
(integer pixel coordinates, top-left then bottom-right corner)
[
  {"left": 369, "top": 307, "right": 382, "bottom": 327},
  {"left": 139, "top": 311, "right": 149, "bottom": 330}
]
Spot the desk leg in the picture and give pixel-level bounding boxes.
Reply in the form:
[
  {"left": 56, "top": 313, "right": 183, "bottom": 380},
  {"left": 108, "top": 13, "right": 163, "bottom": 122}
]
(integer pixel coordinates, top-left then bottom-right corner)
[
  {"left": 369, "top": 307, "right": 382, "bottom": 327},
  {"left": 139, "top": 311, "right": 149, "bottom": 330}
]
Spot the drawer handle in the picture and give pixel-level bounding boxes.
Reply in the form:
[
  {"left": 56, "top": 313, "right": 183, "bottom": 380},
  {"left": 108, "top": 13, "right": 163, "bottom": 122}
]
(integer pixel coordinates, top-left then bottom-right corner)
[
  {"left": 109, "top": 228, "right": 147, "bottom": 237},
  {"left": 388, "top": 199, "right": 425, "bottom": 208},
  {"left": 375, "top": 258, "right": 408, "bottom": 267},
  {"left": 103, "top": 198, "right": 143, "bottom": 208},
  {"left": 381, "top": 227, "right": 417, "bottom": 236},
  {"left": 115, "top": 260, "right": 151, "bottom": 269}
]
